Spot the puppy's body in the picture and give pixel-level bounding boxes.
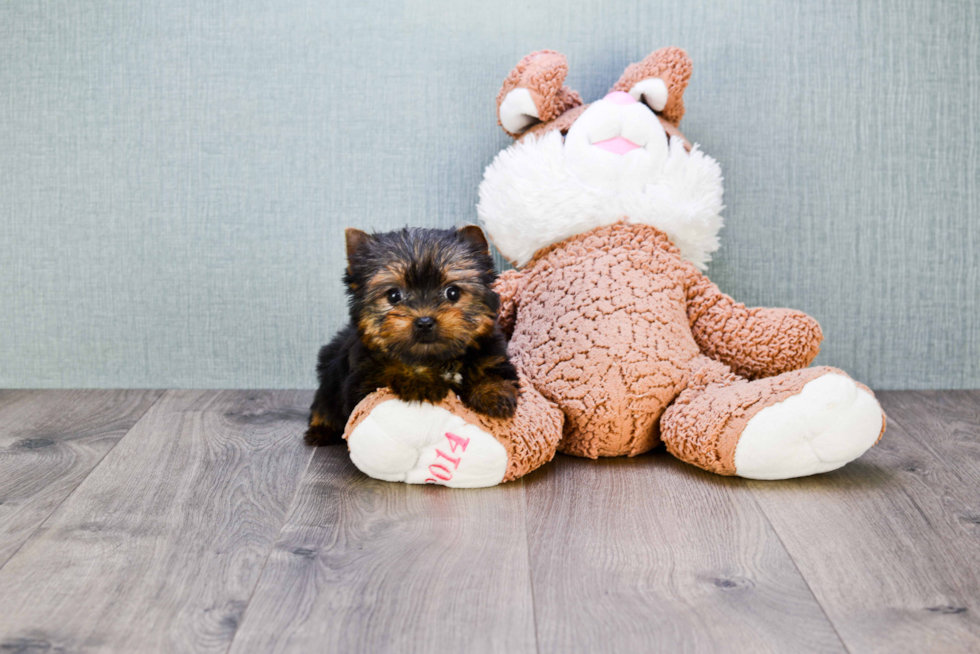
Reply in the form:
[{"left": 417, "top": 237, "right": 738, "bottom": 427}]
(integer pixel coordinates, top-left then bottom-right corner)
[{"left": 306, "top": 226, "right": 518, "bottom": 446}]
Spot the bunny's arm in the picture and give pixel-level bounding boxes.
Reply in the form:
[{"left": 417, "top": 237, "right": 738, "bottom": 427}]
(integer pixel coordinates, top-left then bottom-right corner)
[{"left": 685, "top": 268, "right": 823, "bottom": 379}]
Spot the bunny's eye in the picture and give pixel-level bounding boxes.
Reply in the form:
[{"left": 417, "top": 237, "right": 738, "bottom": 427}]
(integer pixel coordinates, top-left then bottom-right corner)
[
  {"left": 444, "top": 286, "right": 461, "bottom": 303},
  {"left": 386, "top": 288, "right": 402, "bottom": 304}
]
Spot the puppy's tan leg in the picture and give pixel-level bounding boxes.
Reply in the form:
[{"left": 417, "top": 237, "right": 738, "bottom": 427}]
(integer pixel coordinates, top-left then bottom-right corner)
[{"left": 304, "top": 411, "right": 344, "bottom": 446}]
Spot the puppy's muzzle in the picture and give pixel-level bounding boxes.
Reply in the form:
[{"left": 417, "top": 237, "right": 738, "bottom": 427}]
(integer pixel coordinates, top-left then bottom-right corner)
[{"left": 413, "top": 316, "right": 438, "bottom": 342}]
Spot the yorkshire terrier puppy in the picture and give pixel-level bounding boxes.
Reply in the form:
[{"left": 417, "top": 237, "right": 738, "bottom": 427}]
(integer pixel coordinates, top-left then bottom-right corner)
[{"left": 305, "top": 225, "right": 519, "bottom": 446}]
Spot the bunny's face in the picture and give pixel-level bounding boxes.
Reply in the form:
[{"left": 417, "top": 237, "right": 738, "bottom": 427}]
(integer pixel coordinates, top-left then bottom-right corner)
[
  {"left": 478, "top": 48, "right": 725, "bottom": 270},
  {"left": 561, "top": 90, "right": 670, "bottom": 193}
]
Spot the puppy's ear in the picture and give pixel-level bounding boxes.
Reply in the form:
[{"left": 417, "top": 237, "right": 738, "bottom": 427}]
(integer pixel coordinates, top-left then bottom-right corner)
[
  {"left": 345, "top": 228, "right": 373, "bottom": 265},
  {"left": 458, "top": 225, "right": 490, "bottom": 255}
]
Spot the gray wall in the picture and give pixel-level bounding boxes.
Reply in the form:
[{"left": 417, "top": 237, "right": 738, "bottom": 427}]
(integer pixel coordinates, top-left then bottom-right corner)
[{"left": 1, "top": 0, "right": 977, "bottom": 389}]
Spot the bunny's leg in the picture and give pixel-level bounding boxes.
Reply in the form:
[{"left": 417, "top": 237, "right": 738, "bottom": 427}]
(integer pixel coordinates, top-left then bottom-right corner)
[
  {"left": 343, "top": 376, "right": 563, "bottom": 488},
  {"left": 661, "top": 357, "right": 884, "bottom": 479}
]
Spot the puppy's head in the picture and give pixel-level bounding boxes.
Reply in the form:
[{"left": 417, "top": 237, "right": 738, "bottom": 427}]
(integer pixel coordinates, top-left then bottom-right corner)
[{"left": 344, "top": 226, "right": 499, "bottom": 363}]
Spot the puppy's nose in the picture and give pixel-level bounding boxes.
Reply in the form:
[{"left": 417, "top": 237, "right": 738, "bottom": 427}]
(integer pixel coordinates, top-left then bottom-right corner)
[{"left": 414, "top": 316, "right": 436, "bottom": 332}]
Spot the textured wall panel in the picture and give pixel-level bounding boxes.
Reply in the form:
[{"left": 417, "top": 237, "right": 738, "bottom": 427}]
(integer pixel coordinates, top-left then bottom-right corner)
[{"left": 0, "top": 0, "right": 977, "bottom": 388}]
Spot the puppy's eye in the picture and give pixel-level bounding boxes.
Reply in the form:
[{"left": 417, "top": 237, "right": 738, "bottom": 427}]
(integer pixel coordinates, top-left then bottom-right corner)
[
  {"left": 444, "top": 285, "right": 461, "bottom": 303},
  {"left": 386, "top": 288, "right": 402, "bottom": 304}
]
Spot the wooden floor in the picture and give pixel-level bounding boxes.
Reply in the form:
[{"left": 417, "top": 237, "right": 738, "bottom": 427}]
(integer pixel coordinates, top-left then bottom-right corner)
[{"left": 0, "top": 390, "right": 978, "bottom": 653}]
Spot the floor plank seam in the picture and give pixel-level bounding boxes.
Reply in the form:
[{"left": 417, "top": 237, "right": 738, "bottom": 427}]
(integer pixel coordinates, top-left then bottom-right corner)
[
  {"left": 0, "top": 389, "right": 167, "bottom": 574},
  {"left": 520, "top": 477, "right": 542, "bottom": 654},
  {"left": 745, "top": 488, "right": 853, "bottom": 654},
  {"left": 222, "top": 444, "right": 317, "bottom": 654}
]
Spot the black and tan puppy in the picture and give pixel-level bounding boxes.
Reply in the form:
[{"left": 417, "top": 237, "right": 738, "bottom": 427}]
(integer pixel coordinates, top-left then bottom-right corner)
[{"left": 305, "top": 226, "right": 519, "bottom": 446}]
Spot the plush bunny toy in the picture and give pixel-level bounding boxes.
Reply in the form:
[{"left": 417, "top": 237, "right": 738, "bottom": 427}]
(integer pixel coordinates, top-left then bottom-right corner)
[{"left": 342, "top": 47, "right": 885, "bottom": 487}]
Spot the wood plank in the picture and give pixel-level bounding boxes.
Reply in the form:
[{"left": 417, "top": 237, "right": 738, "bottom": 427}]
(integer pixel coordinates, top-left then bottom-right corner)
[
  {"left": 748, "top": 391, "right": 980, "bottom": 653},
  {"left": 876, "top": 390, "right": 980, "bottom": 483},
  {"left": 523, "top": 453, "right": 844, "bottom": 653},
  {"left": 0, "top": 389, "right": 163, "bottom": 567},
  {"left": 228, "top": 446, "right": 537, "bottom": 654},
  {"left": 0, "top": 390, "right": 313, "bottom": 654}
]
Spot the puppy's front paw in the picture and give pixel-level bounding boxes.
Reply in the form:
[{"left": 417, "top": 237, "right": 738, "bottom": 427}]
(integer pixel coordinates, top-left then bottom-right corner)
[
  {"left": 386, "top": 375, "right": 450, "bottom": 405},
  {"left": 462, "top": 378, "right": 519, "bottom": 419},
  {"left": 391, "top": 384, "right": 451, "bottom": 405}
]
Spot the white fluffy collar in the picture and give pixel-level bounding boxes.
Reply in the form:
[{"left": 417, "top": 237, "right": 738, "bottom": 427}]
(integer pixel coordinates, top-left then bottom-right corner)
[{"left": 476, "top": 130, "right": 725, "bottom": 270}]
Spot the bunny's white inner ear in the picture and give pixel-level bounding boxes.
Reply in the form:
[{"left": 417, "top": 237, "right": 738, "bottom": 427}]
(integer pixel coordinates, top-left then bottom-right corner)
[
  {"left": 629, "top": 77, "right": 669, "bottom": 112},
  {"left": 499, "top": 88, "right": 540, "bottom": 134}
]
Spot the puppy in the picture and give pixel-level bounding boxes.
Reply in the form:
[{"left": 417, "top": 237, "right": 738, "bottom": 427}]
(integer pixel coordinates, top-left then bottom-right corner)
[{"left": 305, "top": 226, "right": 519, "bottom": 446}]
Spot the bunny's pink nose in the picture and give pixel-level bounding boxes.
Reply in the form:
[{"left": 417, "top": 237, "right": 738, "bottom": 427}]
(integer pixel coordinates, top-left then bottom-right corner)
[{"left": 603, "top": 91, "right": 637, "bottom": 105}]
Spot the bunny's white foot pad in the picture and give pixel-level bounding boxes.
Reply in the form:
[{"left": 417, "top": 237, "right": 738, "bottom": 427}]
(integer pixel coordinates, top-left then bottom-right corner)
[
  {"left": 734, "top": 373, "right": 883, "bottom": 480},
  {"left": 347, "top": 400, "right": 508, "bottom": 488}
]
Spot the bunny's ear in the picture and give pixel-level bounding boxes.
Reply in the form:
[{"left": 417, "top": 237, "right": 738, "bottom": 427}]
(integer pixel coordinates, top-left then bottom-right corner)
[
  {"left": 495, "top": 50, "right": 583, "bottom": 138},
  {"left": 611, "top": 47, "right": 692, "bottom": 127}
]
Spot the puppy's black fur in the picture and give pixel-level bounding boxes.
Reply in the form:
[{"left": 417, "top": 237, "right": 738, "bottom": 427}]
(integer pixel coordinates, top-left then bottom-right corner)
[{"left": 305, "top": 226, "right": 519, "bottom": 446}]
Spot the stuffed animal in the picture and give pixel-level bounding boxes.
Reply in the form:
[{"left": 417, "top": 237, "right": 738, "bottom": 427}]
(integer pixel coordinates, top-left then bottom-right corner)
[{"left": 342, "top": 47, "right": 885, "bottom": 487}]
